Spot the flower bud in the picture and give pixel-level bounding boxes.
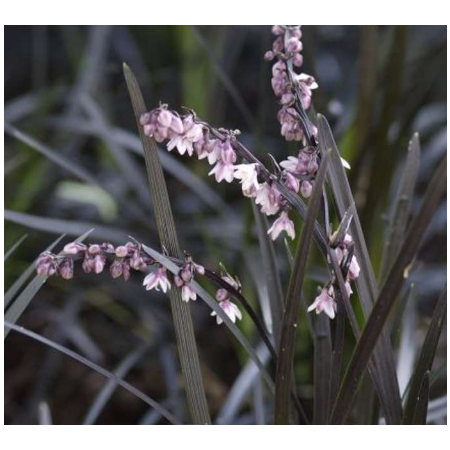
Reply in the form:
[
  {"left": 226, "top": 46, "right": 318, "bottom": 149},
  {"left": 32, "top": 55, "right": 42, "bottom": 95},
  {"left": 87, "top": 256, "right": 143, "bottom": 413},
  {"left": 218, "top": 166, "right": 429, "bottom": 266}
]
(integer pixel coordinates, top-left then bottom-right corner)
[
  {"left": 59, "top": 258, "right": 74, "bottom": 280},
  {"left": 63, "top": 242, "right": 86, "bottom": 255},
  {"left": 88, "top": 244, "right": 101, "bottom": 255},
  {"left": 110, "top": 260, "right": 123, "bottom": 279},
  {"left": 115, "top": 246, "right": 128, "bottom": 258}
]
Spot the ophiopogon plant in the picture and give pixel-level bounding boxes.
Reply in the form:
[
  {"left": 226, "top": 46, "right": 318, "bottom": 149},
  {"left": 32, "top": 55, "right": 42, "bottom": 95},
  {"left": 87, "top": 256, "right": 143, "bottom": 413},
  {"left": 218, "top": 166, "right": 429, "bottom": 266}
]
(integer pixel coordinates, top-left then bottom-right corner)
[{"left": 7, "top": 25, "right": 446, "bottom": 425}]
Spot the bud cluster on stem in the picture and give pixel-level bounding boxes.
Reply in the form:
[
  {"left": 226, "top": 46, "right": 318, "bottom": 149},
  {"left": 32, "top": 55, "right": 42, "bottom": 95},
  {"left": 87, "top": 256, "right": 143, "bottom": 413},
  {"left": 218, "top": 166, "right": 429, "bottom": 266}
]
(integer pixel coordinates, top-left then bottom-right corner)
[
  {"left": 35, "top": 242, "right": 242, "bottom": 325},
  {"left": 307, "top": 231, "right": 361, "bottom": 319}
]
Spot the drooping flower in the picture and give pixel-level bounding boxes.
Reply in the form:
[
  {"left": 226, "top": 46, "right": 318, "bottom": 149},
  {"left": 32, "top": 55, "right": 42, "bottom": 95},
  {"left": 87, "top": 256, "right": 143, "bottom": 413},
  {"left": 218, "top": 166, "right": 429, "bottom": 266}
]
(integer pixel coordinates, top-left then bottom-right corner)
[
  {"left": 234, "top": 163, "right": 260, "bottom": 197},
  {"left": 300, "top": 180, "right": 313, "bottom": 198},
  {"left": 143, "top": 266, "right": 171, "bottom": 293},
  {"left": 63, "top": 242, "right": 87, "bottom": 255},
  {"left": 348, "top": 255, "right": 360, "bottom": 280},
  {"left": 267, "top": 211, "right": 296, "bottom": 240},
  {"left": 211, "top": 300, "right": 242, "bottom": 325},
  {"left": 295, "top": 73, "right": 318, "bottom": 110},
  {"left": 58, "top": 258, "right": 74, "bottom": 280},
  {"left": 181, "top": 285, "right": 197, "bottom": 302},
  {"left": 255, "top": 182, "right": 281, "bottom": 216},
  {"left": 307, "top": 286, "right": 336, "bottom": 319},
  {"left": 167, "top": 115, "right": 203, "bottom": 156},
  {"left": 36, "top": 253, "right": 58, "bottom": 276},
  {"left": 208, "top": 140, "right": 236, "bottom": 183}
]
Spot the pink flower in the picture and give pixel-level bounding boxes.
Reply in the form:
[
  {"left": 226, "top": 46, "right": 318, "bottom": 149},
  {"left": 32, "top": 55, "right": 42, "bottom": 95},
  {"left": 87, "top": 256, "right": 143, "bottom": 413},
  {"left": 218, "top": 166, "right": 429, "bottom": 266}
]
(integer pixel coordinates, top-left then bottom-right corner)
[
  {"left": 280, "top": 156, "right": 300, "bottom": 173},
  {"left": 295, "top": 73, "right": 318, "bottom": 110},
  {"left": 167, "top": 115, "right": 203, "bottom": 156},
  {"left": 286, "top": 36, "right": 302, "bottom": 53},
  {"left": 284, "top": 172, "right": 300, "bottom": 193},
  {"left": 348, "top": 255, "right": 360, "bottom": 280},
  {"left": 115, "top": 246, "right": 128, "bottom": 258},
  {"left": 63, "top": 242, "right": 86, "bottom": 255},
  {"left": 234, "top": 163, "right": 260, "bottom": 197},
  {"left": 211, "top": 300, "right": 242, "bottom": 325},
  {"left": 307, "top": 286, "right": 336, "bottom": 319},
  {"left": 271, "top": 25, "right": 285, "bottom": 36},
  {"left": 36, "top": 253, "right": 58, "bottom": 276},
  {"left": 267, "top": 211, "right": 296, "bottom": 240},
  {"left": 300, "top": 180, "right": 313, "bottom": 198},
  {"left": 143, "top": 267, "right": 171, "bottom": 293},
  {"left": 58, "top": 258, "right": 74, "bottom": 280},
  {"left": 181, "top": 285, "right": 197, "bottom": 302},
  {"left": 255, "top": 182, "right": 281, "bottom": 216},
  {"left": 208, "top": 141, "right": 236, "bottom": 183}
]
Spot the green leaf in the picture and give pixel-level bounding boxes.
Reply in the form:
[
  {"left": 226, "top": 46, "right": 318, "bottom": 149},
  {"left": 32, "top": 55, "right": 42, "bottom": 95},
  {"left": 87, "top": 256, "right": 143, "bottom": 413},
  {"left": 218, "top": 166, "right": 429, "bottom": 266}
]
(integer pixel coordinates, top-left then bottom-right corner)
[
  {"left": 123, "top": 63, "right": 211, "bottom": 425},
  {"left": 274, "top": 148, "right": 329, "bottom": 424},
  {"left": 403, "top": 285, "right": 447, "bottom": 424},
  {"left": 330, "top": 154, "right": 446, "bottom": 424}
]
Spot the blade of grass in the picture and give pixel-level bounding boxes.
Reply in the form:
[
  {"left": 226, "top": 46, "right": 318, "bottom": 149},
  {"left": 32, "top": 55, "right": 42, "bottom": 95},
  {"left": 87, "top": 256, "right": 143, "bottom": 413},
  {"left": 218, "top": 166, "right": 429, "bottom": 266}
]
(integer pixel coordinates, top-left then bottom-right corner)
[
  {"left": 4, "top": 230, "right": 93, "bottom": 338},
  {"left": 252, "top": 202, "right": 285, "bottom": 346},
  {"left": 215, "top": 343, "right": 271, "bottom": 424},
  {"left": 123, "top": 63, "right": 211, "bottom": 424},
  {"left": 318, "top": 113, "right": 403, "bottom": 424},
  {"left": 4, "top": 209, "right": 131, "bottom": 243},
  {"left": 4, "top": 122, "right": 99, "bottom": 186},
  {"left": 379, "top": 133, "right": 421, "bottom": 284},
  {"left": 82, "top": 343, "right": 151, "bottom": 424},
  {"left": 4, "top": 234, "right": 65, "bottom": 310},
  {"left": 4, "top": 234, "right": 28, "bottom": 262},
  {"left": 329, "top": 300, "right": 345, "bottom": 409},
  {"left": 142, "top": 244, "right": 275, "bottom": 391},
  {"left": 38, "top": 402, "right": 52, "bottom": 425},
  {"left": 330, "top": 154, "right": 446, "bottom": 424},
  {"left": 274, "top": 148, "right": 329, "bottom": 424},
  {"left": 412, "top": 371, "right": 430, "bottom": 425},
  {"left": 403, "top": 284, "right": 447, "bottom": 424},
  {"left": 313, "top": 313, "right": 332, "bottom": 424},
  {"left": 4, "top": 321, "right": 179, "bottom": 425}
]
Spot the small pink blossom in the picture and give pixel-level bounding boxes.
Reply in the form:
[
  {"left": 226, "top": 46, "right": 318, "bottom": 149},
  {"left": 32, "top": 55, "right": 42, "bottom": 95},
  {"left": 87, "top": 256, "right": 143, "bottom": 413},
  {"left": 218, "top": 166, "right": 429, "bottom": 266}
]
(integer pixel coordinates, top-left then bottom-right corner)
[
  {"left": 284, "top": 172, "right": 300, "bottom": 193},
  {"left": 255, "top": 182, "right": 281, "bottom": 216},
  {"left": 181, "top": 284, "right": 197, "bottom": 302},
  {"left": 211, "top": 300, "right": 242, "bottom": 325},
  {"left": 58, "top": 258, "right": 74, "bottom": 280},
  {"left": 143, "top": 267, "right": 171, "bottom": 293},
  {"left": 286, "top": 36, "right": 302, "bottom": 53},
  {"left": 36, "top": 253, "right": 58, "bottom": 276},
  {"left": 307, "top": 286, "right": 336, "bottom": 319},
  {"left": 167, "top": 115, "right": 203, "bottom": 156},
  {"left": 348, "top": 255, "right": 360, "bottom": 280},
  {"left": 267, "top": 211, "right": 295, "bottom": 241},
  {"left": 63, "top": 242, "right": 87, "bottom": 255},
  {"left": 300, "top": 180, "right": 313, "bottom": 198},
  {"left": 234, "top": 163, "right": 260, "bottom": 197},
  {"left": 208, "top": 141, "right": 236, "bottom": 183}
]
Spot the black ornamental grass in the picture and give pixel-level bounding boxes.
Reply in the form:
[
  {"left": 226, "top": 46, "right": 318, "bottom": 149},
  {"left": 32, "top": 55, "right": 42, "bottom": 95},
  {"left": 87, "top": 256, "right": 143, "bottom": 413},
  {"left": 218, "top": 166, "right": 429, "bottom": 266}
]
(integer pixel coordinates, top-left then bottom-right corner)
[{"left": 4, "top": 25, "right": 446, "bottom": 425}]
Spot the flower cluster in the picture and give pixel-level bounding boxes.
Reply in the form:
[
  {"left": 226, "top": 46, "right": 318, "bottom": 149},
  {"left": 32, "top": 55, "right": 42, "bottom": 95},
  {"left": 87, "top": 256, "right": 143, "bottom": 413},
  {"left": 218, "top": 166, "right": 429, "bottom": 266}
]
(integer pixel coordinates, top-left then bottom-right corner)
[
  {"left": 211, "top": 274, "right": 243, "bottom": 325},
  {"left": 265, "top": 25, "right": 319, "bottom": 201},
  {"left": 36, "top": 241, "right": 154, "bottom": 281},
  {"left": 173, "top": 256, "right": 205, "bottom": 302},
  {"left": 35, "top": 242, "right": 242, "bottom": 325},
  {"left": 307, "top": 232, "right": 361, "bottom": 319},
  {"left": 140, "top": 106, "right": 297, "bottom": 241}
]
